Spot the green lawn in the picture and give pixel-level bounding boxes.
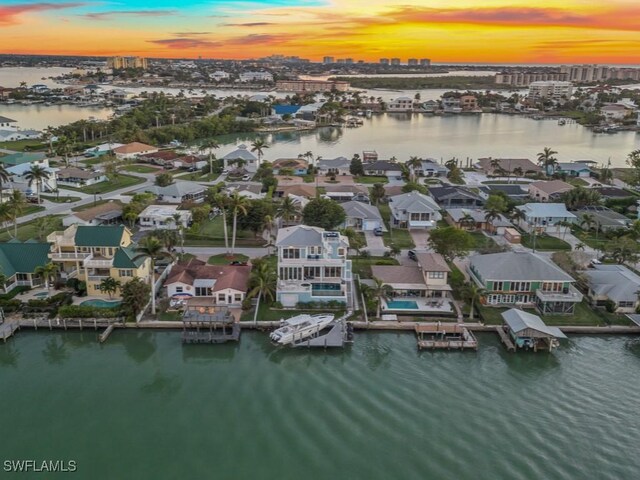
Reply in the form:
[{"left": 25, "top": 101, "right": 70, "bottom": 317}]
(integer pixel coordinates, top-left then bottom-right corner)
[
  {"left": 355, "top": 175, "right": 389, "bottom": 184},
  {"left": 122, "top": 164, "right": 159, "bottom": 174},
  {"left": 79, "top": 157, "right": 105, "bottom": 167},
  {"left": 469, "top": 231, "right": 497, "bottom": 249},
  {"left": 158, "top": 311, "right": 182, "bottom": 322},
  {"left": 521, "top": 233, "right": 571, "bottom": 251},
  {"left": 21, "top": 205, "right": 45, "bottom": 216},
  {"left": 41, "top": 194, "right": 82, "bottom": 203},
  {"left": 351, "top": 256, "right": 399, "bottom": 279},
  {"left": 0, "top": 139, "right": 46, "bottom": 151},
  {"left": 59, "top": 174, "right": 145, "bottom": 194},
  {"left": 477, "top": 301, "right": 630, "bottom": 326},
  {"left": 302, "top": 174, "right": 315, "bottom": 183},
  {"left": 0, "top": 215, "right": 63, "bottom": 242},
  {"left": 184, "top": 216, "right": 264, "bottom": 247},
  {"left": 240, "top": 301, "right": 345, "bottom": 322},
  {"left": 571, "top": 227, "right": 608, "bottom": 250},
  {"left": 207, "top": 253, "right": 249, "bottom": 265}
]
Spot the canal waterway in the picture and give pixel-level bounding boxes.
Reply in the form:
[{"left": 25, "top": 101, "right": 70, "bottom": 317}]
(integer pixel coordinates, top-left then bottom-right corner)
[{"left": 1, "top": 330, "right": 640, "bottom": 479}]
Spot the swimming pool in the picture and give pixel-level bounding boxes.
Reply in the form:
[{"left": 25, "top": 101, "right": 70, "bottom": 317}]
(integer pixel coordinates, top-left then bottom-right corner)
[
  {"left": 386, "top": 300, "right": 419, "bottom": 310},
  {"left": 80, "top": 299, "right": 122, "bottom": 309},
  {"left": 34, "top": 292, "right": 49, "bottom": 299}
]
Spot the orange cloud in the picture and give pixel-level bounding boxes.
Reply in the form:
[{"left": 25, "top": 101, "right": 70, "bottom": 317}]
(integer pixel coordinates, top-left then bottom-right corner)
[{"left": 0, "top": 2, "right": 83, "bottom": 25}]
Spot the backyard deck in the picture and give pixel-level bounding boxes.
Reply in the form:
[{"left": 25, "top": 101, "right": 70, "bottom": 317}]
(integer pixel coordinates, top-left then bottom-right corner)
[{"left": 415, "top": 323, "right": 478, "bottom": 350}]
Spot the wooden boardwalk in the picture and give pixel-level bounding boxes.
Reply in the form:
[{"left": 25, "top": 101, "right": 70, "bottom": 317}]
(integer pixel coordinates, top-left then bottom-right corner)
[
  {"left": 415, "top": 323, "right": 478, "bottom": 351},
  {"left": 496, "top": 326, "right": 516, "bottom": 352},
  {"left": 0, "top": 322, "right": 19, "bottom": 342}
]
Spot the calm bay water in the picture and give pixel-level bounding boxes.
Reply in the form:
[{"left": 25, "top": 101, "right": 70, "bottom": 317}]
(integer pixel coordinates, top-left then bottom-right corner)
[
  {"left": 217, "top": 113, "right": 640, "bottom": 167},
  {"left": 1, "top": 331, "right": 640, "bottom": 479}
]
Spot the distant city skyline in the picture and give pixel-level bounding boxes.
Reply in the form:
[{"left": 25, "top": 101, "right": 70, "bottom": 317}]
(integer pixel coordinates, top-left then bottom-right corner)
[{"left": 1, "top": 1, "right": 639, "bottom": 63}]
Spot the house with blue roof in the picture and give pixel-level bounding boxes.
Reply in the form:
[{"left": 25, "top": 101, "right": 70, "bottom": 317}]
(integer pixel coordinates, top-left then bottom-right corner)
[
  {"left": 555, "top": 162, "right": 592, "bottom": 178},
  {"left": 272, "top": 105, "right": 301, "bottom": 118},
  {"left": 515, "top": 203, "right": 576, "bottom": 233}
]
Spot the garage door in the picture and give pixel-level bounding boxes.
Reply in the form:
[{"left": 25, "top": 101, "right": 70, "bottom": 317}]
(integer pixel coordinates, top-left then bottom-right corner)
[
  {"left": 363, "top": 220, "right": 379, "bottom": 231},
  {"left": 281, "top": 294, "right": 299, "bottom": 307}
]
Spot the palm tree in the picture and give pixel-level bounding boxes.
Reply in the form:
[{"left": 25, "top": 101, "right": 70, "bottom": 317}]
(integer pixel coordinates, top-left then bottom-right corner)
[
  {"left": 212, "top": 192, "right": 230, "bottom": 254},
  {"left": 228, "top": 192, "right": 249, "bottom": 255},
  {"left": 407, "top": 156, "right": 423, "bottom": 182},
  {"left": 580, "top": 213, "right": 596, "bottom": 231},
  {"left": 7, "top": 190, "right": 25, "bottom": 238},
  {"left": 460, "top": 212, "right": 476, "bottom": 230},
  {"left": 248, "top": 261, "right": 277, "bottom": 324},
  {"left": 512, "top": 166, "right": 524, "bottom": 183},
  {"left": 35, "top": 262, "right": 58, "bottom": 289},
  {"left": 484, "top": 210, "right": 501, "bottom": 232},
  {"left": 509, "top": 208, "right": 526, "bottom": 226},
  {"left": 369, "top": 277, "right": 393, "bottom": 320},
  {"left": 199, "top": 139, "right": 220, "bottom": 175},
  {"left": 465, "top": 284, "right": 485, "bottom": 321},
  {"left": 99, "top": 276, "right": 121, "bottom": 299},
  {"left": 24, "top": 165, "right": 50, "bottom": 205},
  {"left": 250, "top": 139, "right": 269, "bottom": 163},
  {"left": 537, "top": 147, "right": 559, "bottom": 176},
  {"left": 0, "top": 163, "right": 10, "bottom": 204},
  {"left": 134, "top": 236, "right": 173, "bottom": 315},
  {"left": 575, "top": 242, "right": 586, "bottom": 251},
  {"left": 33, "top": 216, "right": 52, "bottom": 241},
  {"left": 276, "top": 196, "right": 300, "bottom": 226}
]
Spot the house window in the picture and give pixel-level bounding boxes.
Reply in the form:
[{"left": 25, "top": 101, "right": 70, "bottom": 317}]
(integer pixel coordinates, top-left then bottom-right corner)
[
  {"left": 218, "top": 294, "right": 226, "bottom": 302},
  {"left": 234, "top": 294, "right": 242, "bottom": 302},
  {"left": 428, "top": 272, "right": 445, "bottom": 279},
  {"left": 324, "top": 267, "right": 341, "bottom": 278},
  {"left": 618, "top": 301, "right": 635, "bottom": 308},
  {"left": 195, "top": 287, "right": 210, "bottom": 296},
  {"left": 175, "top": 286, "right": 184, "bottom": 293},
  {"left": 494, "top": 281, "right": 504, "bottom": 291},
  {"left": 282, "top": 248, "right": 301, "bottom": 259},
  {"left": 304, "top": 266, "right": 321, "bottom": 279},
  {"left": 280, "top": 267, "right": 302, "bottom": 281},
  {"left": 118, "top": 269, "right": 133, "bottom": 277},
  {"left": 338, "top": 248, "right": 346, "bottom": 256}
]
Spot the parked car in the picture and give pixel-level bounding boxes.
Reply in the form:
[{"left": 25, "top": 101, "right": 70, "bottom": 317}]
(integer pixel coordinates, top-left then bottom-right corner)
[
  {"left": 229, "top": 261, "right": 248, "bottom": 266},
  {"left": 373, "top": 227, "right": 383, "bottom": 236},
  {"left": 408, "top": 250, "right": 417, "bottom": 261},
  {"left": 242, "top": 175, "right": 252, "bottom": 181}
]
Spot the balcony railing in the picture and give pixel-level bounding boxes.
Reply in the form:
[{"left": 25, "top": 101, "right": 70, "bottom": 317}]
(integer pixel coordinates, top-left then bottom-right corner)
[
  {"left": 84, "top": 254, "right": 113, "bottom": 268},
  {"left": 50, "top": 252, "right": 90, "bottom": 261},
  {"left": 535, "top": 285, "right": 583, "bottom": 303},
  {"left": 87, "top": 275, "right": 109, "bottom": 282}
]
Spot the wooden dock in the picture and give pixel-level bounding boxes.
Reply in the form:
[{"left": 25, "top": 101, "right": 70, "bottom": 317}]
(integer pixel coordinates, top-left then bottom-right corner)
[
  {"left": 496, "top": 326, "right": 516, "bottom": 352},
  {"left": 182, "top": 323, "right": 240, "bottom": 344},
  {"left": 0, "top": 322, "right": 19, "bottom": 342},
  {"left": 99, "top": 324, "right": 116, "bottom": 343},
  {"left": 415, "top": 323, "right": 478, "bottom": 351}
]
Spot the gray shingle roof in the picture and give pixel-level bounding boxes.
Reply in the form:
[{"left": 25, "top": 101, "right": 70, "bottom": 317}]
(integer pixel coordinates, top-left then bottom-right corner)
[
  {"left": 222, "top": 144, "right": 258, "bottom": 161},
  {"left": 341, "top": 201, "right": 382, "bottom": 221},
  {"left": 317, "top": 157, "right": 350, "bottom": 169},
  {"left": 584, "top": 265, "right": 640, "bottom": 302},
  {"left": 389, "top": 191, "right": 440, "bottom": 213},
  {"left": 154, "top": 181, "right": 205, "bottom": 197},
  {"left": 276, "top": 225, "right": 324, "bottom": 247},
  {"left": 470, "top": 251, "right": 574, "bottom": 282}
]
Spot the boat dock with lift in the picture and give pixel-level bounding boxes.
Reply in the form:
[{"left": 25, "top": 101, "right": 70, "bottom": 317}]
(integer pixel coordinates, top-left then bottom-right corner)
[
  {"left": 415, "top": 323, "right": 478, "bottom": 350},
  {"left": 291, "top": 316, "right": 354, "bottom": 349},
  {"left": 182, "top": 307, "right": 240, "bottom": 344}
]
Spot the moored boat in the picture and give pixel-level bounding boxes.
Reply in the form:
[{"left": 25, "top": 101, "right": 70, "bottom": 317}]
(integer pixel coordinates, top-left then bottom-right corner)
[{"left": 270, "top": 314, "right": 335, "bottom": 346}]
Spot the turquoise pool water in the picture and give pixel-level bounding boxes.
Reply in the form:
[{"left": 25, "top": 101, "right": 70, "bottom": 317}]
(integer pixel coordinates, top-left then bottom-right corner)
[
  {"left": 34, "top": 292, "right": 49, "bottom": 298},
  {"left": 386, "top": 300, "right": 419, "bottom": 309},
  {"left": 81, "top": 299, "right": 122, "bottom": 309}
]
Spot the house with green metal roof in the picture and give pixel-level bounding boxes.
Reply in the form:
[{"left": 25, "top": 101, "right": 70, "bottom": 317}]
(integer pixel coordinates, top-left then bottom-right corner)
[
  {"left": 47, "top": 224, "right": 152, "bottom": 298},
  {"left": 0, "top": 241, "right": 51, "bottom": 293},
  {"left": 0, "top": 152, "right": 58, "bottom": 191}
]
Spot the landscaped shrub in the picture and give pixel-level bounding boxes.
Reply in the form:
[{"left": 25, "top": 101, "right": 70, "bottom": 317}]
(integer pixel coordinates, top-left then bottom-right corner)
[
  {"left": 0, "top": 299, "right": 22, "bottom": 313},
  {"left": 58, "top": 305, "right": 121, "bottom": 318}
]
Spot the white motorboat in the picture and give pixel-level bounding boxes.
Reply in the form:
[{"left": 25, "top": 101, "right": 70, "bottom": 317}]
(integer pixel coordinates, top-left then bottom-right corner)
[{"left": 270, "top": 314, "right": 335, "bottom": 346}]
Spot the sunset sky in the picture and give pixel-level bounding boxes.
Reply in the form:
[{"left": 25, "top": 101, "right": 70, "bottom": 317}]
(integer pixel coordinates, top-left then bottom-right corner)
[{"left": 1, "top": 0, "right": 640, "bottom": 63}]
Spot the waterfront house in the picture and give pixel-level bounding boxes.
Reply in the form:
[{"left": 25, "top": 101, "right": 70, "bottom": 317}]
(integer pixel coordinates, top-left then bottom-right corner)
[
  {"left": 62, "top": 201, "right": 123, "bottom": 227},
  {"left": 528, "top": 180, "right": 574, "bottom": 202},
  {"left": 149, "top": 181, "right": 206, "bottom": 204},
  {"left": 139, "top": 150, "right": 181, "bottom": 167},
  {"left": 593, "top": 186, "right": 634, "bottom": 200},
  {"left": 275, "top": 225, "right": 352, "bottom": 307},
  {"left": 272, "top": 105, "right": 301, "bottom": 118},
  {"left": 274, "top": 184, "right": 317, "bottom": 199},
  {"left": 317, "top": 157, "right": 351, "bottom": 176},
  {"left": 417, "top": 159, "right": 449, "bottom": 177},
  {"left": 138, "top": 205, "right": 191, "bottom": 230},
  {"left": 174, "top": 155, "right": 206, "bottom": 170},
  {"left": 386, "top": 97, "right": 414, "bottom": 112},
  {"left": 84, "top": 143, "right": 124, "bottom": 157},
  {"left": 47, "top": 225, "right": 152, "bottom": 297},
  {"left": 113, "top": 142, "right": 158, "bottom": 160},
  {"left": 165, "top": 258, "right": 250, "bottom": 307},
  {"left": 501, "top": 309, "right": 567, "bottom": 351},
  {"left": 446, "top": 208, "right": 512, "bottom": 234},
  {"left": 515, "top": 203, "right": 576, "bottom": 233},
  {"left": 0, "top": 116, "right": 17, "bottom": 128},
  {"left": 371, "top": 252, "right": 452, "bottom": 313},
  {"left": 0, "top": 241, "right": 51, "bottom": 293},
  {"left": 388, "top": 191, "right": 442, "bottom": 229},
  {"left": 555, "top": 162, "right": 592, "bottom": 178},
  {"left": 584, "top": 264, "right": 640, "bottom": 313},
  {"left": 340, "top": 201, "right": 384, "bottom": 232},
  {"left": 469, "top": 251, "right": 582, "bottom": 314},
  {"left": 429, "top": 186, "right": 484, "bottom": 208},
  {"left": 272, "top": 158, "right": 309, "bottom": 175},
  {"left": 363, "top": 161, "right": 402, "bottom": 177},
  {"left": 56, "top": 167, "right": 107, "bottom": 188},
  {"left": 576, "top": 206, "right": 631, "bottom": 231},
  {"left": 0, "top": 129, "right": 42, "bottom": 142},
  {"left": 478, "top": 184, "right": 529, "bottom": 202},
  {"left": 0, "top": 152, "right": 57, "bottom": 192},
  {"left": 475, "top": 158, "right": 541, "bottom": 176},
  {"left": 222, "top": 144, "right": 259, "bottom": 173}
]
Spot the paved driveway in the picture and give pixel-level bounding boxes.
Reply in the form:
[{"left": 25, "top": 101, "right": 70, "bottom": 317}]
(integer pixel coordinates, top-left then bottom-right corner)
[
  {"left": 364, "top": 230, "right": 387, "bottom": 256},
  {"left": 409, "top": 229, "right": 431, "bottom": 249}
]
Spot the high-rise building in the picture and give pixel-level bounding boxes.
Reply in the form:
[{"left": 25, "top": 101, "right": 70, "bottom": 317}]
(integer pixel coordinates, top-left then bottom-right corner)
[
  {"left": 419, "top": 58, "right": 431, "bottom": 66},
  {"left": 345, "top": 58, "right": 354, "bottom": 64},
  {"left": 390, "top": 58, "right": 401, "bottom": 66},
  {"left": 528, "top": 81, "right": 573, "bottom": 101},
  {"left": 495, "top": 72, "right": 569, "bottom": 87},
  {"left": 323, "top": 56, "right": 335, "bottom": 64},
  {"left": 380, "top": 58, "right": 389, "bottom": 65},
  {"left": 336, "top": 59, "right": 345, "bottom": 64},
  {"left": 408, "top": 58, "right": 418, "bottom": 66},
  {"left": 107, "top": 56, "right": 148, "bottom": 70}
]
